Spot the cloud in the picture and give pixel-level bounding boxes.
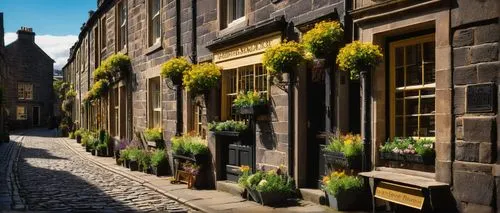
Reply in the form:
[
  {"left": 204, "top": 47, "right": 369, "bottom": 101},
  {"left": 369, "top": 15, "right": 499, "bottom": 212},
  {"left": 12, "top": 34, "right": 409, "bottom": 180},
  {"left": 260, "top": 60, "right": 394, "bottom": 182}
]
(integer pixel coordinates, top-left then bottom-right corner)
[{"left": 4, "top": 32, "right": 78, "bottom": 70}]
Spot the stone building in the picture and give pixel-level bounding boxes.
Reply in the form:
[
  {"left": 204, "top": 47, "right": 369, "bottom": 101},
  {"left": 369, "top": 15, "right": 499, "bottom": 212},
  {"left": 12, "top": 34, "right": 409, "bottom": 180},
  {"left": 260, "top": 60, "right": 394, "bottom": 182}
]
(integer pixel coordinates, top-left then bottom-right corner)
[
  {"left": 63, "top": 0, "right": 500, "bottom": 211},
  {"left": 5, "top": 27, "right": 55, "bottom": 129}
]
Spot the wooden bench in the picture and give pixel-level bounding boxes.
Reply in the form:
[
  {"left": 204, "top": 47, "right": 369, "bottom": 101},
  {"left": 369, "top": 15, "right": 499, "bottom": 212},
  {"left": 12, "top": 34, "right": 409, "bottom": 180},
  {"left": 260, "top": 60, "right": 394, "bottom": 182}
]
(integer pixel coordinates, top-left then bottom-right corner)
[{"left": 360, "top": 170, "right": 455, "bottom": 212}]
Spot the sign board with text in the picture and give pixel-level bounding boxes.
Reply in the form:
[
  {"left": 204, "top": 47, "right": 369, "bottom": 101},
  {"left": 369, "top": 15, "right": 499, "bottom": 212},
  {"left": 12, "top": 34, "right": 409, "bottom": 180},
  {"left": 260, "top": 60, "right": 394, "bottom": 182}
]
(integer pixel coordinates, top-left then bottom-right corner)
[
  {"left": 467, "top": 83, "right": 496, "bottom": 113},
  {"left": 375, "top": 181, "right": 425, "bottom": 210}
]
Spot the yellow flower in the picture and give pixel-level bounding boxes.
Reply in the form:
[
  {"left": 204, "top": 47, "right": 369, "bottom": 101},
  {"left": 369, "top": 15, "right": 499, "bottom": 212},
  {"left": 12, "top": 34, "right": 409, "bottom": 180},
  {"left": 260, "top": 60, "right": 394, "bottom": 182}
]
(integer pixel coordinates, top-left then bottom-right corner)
[
  {"left": 322, "top": 176, "right": 330, "bottom": 184},
  {"left": 240, "top": 165, "right": 250, "bottom": 172}
]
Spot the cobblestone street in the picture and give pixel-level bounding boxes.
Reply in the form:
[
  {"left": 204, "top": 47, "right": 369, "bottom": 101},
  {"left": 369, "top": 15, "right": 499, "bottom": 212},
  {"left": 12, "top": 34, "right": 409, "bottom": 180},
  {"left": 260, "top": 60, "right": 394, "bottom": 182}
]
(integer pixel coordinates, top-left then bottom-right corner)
[{"left": 12, "top": 129, "right": 193, "bottom": 212}]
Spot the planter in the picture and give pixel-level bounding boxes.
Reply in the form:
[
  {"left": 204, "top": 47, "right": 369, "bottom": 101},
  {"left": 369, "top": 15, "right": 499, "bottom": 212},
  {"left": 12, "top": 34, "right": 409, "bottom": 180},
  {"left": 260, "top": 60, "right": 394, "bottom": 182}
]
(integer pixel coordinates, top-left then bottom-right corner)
[
  {"left": 324, "top": 151, "right": 361, "bottom": 170},
  {"left": 152, "top": 163, "right": 169, "bottom": 176},
  {"left": 85, "top": 146, "right": 91, "bottom": 152},
  {"left": 129, "top": 160, "right": 139, "bottom": 171},
  {"left": 91, "top": 150, "right": 96, "bottom": 156},
  {"left": 235, "top": 105, "right": 268, "bottom": 116},
  {"left": 97, "top": 149, "right": 107, "bottom": 157},
  {"left": 123, "top": 159, "right": 130, "bottom": 168},
  {"left": 257, "top": 191, "right": 289, "bottom": 206},
  {"left": 76, "top": 136, "right": 82, "bottom": 143},
  {"left": 326, "top": 190, "right": 370, "bottom": 211},
  {"left": 380, "top": 152, "right": 435, "bottom": 165}
]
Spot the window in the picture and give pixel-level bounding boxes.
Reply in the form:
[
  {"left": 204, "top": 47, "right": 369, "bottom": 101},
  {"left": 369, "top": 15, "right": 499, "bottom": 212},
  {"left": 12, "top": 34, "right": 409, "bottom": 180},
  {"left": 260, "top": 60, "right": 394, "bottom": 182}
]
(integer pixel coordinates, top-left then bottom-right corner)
[
  {"left": 148, "top": 0, "right": 161, "bottom": 46},
  {"left": 193, "top": 105, "right": 205, "bottom": 137},
  {"left": 221, "top": 64, "right": 268, "bottom": 120},
  {"left": 18, "top": 83, "right": 33, "bottom": 100},
  {"left": 94, "top": 27, "right": 99, "bottom": 68},
  {"left": 221, "top": 0, "right": 245, "bottom": 29},
  {"left": 101, "top": 17, "right": 107, "bottom": 50},
  {"left": 390, "top": 34, "right": 435, "bottom": 138},
  {"left": 111, "top": 87, "right": 119, "bottom": 137},
  {"left": 16, "top": 106, "right": 27, "bottom": 120},
  {"left": 149, "top": 77, "right": 161, "bottom": 128},
  {"left": 117, "top": 0, "right": 127, "bottom": 51}
]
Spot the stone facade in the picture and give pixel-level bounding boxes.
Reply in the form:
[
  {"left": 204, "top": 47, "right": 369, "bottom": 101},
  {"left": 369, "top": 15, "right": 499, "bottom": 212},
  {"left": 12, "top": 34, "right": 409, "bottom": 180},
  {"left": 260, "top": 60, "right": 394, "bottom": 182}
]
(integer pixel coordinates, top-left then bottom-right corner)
[
  {"left": 5, "top": 27, "right": 55, "bottom": 129},
  {"left": 352, "top": 0, "right": 499, "bottom": 211}
]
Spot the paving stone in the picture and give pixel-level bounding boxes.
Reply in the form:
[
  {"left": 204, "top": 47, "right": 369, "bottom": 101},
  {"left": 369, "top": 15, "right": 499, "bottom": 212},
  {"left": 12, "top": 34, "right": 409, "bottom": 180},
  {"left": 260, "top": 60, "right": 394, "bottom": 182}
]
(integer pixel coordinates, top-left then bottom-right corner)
[{"left": 13, "top": 130, "right": 193, "bottom": 212}]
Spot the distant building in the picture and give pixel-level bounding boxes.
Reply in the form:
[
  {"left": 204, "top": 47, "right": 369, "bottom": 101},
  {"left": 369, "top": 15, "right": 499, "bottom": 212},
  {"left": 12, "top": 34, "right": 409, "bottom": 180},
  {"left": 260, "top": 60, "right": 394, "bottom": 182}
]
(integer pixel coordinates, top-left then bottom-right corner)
[{"left": 4, "top": 27, "right": 55, "bottom": 129}]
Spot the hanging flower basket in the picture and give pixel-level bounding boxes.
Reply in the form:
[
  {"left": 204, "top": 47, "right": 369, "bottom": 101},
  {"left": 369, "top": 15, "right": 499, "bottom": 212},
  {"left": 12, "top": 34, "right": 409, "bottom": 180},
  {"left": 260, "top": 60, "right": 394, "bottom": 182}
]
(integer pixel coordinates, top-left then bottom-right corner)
[
  {"left": 161, "top": 57, "right": 192, "bottom": 86},
  {"left": 336, "top": 40, "right": 383, "bottom": 79},
  {"left": 262, "top": 40, "right": 305, "bottom": 74},
  {"left": 302, "top": 21, "right": 344, "bottom": 59},
  {"left": 183, "top": 62, "right": 221, "bottom": 96}
]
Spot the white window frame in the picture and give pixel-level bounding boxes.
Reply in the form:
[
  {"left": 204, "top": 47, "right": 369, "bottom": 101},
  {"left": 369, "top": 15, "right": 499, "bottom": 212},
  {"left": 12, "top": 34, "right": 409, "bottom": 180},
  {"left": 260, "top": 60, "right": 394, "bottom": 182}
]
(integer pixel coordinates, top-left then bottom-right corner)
[
  {"left": 148, "top": 77, "right": 162, "bottom": 128},
  {"left": 148, "top": 0, "right": 161, "bottom": 46}
]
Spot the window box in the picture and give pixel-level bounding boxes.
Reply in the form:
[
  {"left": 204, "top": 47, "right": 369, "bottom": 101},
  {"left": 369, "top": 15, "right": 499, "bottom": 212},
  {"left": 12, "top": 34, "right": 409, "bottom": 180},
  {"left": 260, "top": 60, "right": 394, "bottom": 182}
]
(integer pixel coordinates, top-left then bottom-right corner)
[
  {"left": 379, "top": 152, "right": 435, "bottom": 165},
  {"left": 324, "top": 151, "right": 361, "bottom": 170},
  {"left": 235, "top": 104, "right": 269, "bottom": 116}
]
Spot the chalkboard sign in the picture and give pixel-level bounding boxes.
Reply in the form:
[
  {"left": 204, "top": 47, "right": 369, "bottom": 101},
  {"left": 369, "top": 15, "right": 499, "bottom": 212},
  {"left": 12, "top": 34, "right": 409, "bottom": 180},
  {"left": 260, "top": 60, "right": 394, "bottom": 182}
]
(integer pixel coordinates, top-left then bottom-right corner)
[{"left": 466, "top": 83, "right": 496, "bottom": 113}]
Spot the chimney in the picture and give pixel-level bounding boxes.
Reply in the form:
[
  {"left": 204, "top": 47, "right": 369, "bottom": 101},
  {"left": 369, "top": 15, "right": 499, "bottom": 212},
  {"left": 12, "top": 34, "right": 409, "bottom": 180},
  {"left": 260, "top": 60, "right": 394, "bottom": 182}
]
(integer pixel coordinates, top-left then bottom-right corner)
[
  {"left": 0, "top": 13, "right": 4, "bottom": 48},
  {"left": 17, "top": 26, "right": 35, "bottom": 42},
  {"left": 88, "top": 10, "right": 95, "bottom": 18}
]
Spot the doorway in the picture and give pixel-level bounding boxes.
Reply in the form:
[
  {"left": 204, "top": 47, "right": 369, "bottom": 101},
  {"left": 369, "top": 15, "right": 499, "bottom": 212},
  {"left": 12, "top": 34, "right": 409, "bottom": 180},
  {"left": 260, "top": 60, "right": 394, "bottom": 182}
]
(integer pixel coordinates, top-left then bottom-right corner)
[
  {"left": 33, "top": 106, "right": 40, "bottom": 126},
  {"left": 306, "top": 64, "right": 326, "bottom": 188}
]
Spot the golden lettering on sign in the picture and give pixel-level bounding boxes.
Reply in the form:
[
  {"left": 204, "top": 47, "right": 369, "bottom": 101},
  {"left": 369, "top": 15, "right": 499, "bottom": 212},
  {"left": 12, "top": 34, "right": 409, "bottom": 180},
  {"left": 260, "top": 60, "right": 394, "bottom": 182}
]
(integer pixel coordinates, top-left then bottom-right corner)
[
  {"left": 213, "top": 35, "right": 280, "bottom": 62},
  {"left": 374, "top": 182, "right": 425, "bottom": 210}
]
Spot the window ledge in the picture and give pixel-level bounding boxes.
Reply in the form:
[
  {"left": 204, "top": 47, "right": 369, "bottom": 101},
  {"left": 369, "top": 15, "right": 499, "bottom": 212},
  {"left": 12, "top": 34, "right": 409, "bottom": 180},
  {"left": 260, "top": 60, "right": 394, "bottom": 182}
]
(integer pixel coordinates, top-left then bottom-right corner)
[
  {"left": 145, "top": 43, "right": 162, "bottom": 55},
  {"left": 118, "top": 46, "right": 128, "bottom": 55},
  {"left": 219, "top": 19, "right": 247, "bottom": 38}
]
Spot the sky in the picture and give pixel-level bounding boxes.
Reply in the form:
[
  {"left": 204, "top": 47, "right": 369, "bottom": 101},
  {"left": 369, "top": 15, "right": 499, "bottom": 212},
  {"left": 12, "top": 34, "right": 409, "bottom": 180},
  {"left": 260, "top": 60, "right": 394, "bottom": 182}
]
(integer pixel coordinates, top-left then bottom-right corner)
[{"left": 1, "top": 0, "right": 97, "bottom": 70}]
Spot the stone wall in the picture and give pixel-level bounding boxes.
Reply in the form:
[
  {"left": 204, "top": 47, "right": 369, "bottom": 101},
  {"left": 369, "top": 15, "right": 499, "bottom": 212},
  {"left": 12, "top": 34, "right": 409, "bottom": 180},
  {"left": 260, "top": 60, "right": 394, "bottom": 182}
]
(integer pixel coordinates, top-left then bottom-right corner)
[{"left": 451, "top": 0, "right": 499, "bottom": 211}]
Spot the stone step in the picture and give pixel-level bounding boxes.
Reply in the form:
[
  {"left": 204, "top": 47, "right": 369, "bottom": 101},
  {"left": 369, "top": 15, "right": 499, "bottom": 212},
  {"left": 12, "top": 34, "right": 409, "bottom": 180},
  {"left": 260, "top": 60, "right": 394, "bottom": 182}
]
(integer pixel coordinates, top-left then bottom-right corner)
[
  {"left": 299, "top": 188, "right": 327, "bottom": 206},
  {"left": 216, "top": 181, "right": 245, "bottom": 197}
]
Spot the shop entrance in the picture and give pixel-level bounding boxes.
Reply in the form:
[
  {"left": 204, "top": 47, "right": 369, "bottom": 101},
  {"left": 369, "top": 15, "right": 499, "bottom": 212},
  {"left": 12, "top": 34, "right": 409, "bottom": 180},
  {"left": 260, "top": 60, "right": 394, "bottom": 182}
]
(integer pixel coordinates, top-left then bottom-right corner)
[{"left": 306, "top": 64, "right": 327, "bottom": 188}]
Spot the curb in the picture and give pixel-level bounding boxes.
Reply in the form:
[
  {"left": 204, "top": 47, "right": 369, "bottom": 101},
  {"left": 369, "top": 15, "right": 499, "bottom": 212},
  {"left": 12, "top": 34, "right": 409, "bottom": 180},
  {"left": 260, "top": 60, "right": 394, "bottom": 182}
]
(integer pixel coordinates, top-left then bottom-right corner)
[
  {"left": 8, "top": 135, "right": 26, "bottom": 211},
  {"left": 60, "top": 138, "right": 211, "bottom": 213}
]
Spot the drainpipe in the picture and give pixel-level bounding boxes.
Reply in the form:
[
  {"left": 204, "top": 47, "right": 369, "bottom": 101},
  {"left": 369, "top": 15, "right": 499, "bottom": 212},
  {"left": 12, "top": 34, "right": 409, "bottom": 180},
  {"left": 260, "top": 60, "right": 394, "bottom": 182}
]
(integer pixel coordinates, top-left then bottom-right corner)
[
  {"left": 360, "top": 70, "right": 371, "bottom": 172},
  {"left": 191, "top": 0, "right": 197, "bottom": 64},
  {"left": 288, "top": 69, "right": 295, "bottom": 177},
  {"left": 175, "top": 0, "right": 183, "bottom": 136}
]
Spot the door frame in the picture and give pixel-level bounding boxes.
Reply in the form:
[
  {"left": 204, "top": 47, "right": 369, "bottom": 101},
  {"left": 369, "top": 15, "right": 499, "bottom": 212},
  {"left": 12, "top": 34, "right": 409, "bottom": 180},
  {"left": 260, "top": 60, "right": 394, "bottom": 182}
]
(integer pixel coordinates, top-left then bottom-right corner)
[{"left": 32, "top": 106, "right": 40, "bottom": 126}]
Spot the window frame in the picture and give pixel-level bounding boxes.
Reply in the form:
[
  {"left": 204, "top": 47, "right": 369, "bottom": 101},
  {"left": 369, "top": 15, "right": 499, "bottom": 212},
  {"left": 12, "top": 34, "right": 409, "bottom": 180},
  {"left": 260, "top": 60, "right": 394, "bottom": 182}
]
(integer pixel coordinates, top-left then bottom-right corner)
[
  {"left": 100, "top": 16, "right": 107, "bottom": 52},
  {"left": 227, "top": 0, "right": 245, "bottom": 28},
  {"left": 221, "top": 64, "right": 269, "bottom": 120},
  {"left": 389, "top": 33, "right": 436, "bottom": 139},
  {"left": 148, "top": 77, "right": 162, "bottom": 128},
  {"left": 17, "top": 82, "right": 33, "bottom": 100},
  {"left": 147, "top": 0, "right": 162, "bottom": 47},
  {"left": 116, "top": 0, "right": 128, "bottom": 52},
  {"left": 16, "top": 106, "right": 27, "bottom": 120}
]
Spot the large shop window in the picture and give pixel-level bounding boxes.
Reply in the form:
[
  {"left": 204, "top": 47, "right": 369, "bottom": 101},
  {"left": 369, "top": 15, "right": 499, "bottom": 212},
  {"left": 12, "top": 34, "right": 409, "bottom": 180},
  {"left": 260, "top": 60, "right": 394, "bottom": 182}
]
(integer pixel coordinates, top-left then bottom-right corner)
[
  {"left": 149, "top": 77, "right": 161, "bottom": 128},
  {"left": 117, "top": 0, "right": 128, "bottom": 51},
  {"left": 18, "top": 83, "right": 33, "bottom": 100},
  {"left": 148, "top": 0, "right": 161, "bottom": 46},
  {"left": 222, "top": 64, "right": 268, "bottom": 120},
  {"left": 390, "top": 34, "right": 435, "bottom": 138}
]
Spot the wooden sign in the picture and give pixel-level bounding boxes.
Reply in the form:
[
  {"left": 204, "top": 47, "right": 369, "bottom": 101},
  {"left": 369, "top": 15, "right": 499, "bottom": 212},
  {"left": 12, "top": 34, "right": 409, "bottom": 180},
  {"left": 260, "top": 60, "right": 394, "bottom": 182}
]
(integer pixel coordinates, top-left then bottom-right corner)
[
  {"left": 375, "top": 181, "right": 425, "bottom": 210},
  {"left": 467, "top": 83, "right": 496, "bottom": 113}
]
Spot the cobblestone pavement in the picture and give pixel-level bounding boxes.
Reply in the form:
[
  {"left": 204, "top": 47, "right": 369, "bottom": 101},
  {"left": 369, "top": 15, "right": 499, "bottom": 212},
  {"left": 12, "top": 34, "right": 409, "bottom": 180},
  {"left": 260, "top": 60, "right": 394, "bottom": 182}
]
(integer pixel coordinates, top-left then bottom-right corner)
[{"left": 15, "top": 130, "right": 194, "bottom": 212}]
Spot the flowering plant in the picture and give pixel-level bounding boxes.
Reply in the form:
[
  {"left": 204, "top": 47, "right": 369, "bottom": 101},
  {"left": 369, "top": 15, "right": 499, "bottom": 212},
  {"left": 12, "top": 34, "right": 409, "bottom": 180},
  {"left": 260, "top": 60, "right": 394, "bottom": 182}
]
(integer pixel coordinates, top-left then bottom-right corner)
[
  {"left": 102, "top": 53, "right": 131, "bottom": 76},
  {"left": 237, "top": 165, "right": 294, "bottom": 194},
  {"left": 208, "top": 120, "right": 248, "bottom": 133},
  {"left": 336, "top": 41, "right": 383, "bottom": 80},
  {"left": 232, "top": 91, "right": 268, "bottom": 108},
  {"left": 324, "top": 134, "right": 362, "bottom": 159},
  {"left": 160, "top": 57, "right": 191, "bottom": 83},
  {"left": 302, "top": 21, "right": 344, "bottom": 58},
  {"left": 262, "top": 40, "right": 305, "bottom": 74},
  {"left": 379, "top": 137, "right": 434, "bottom": 157},
  {"left": 322, "top": 171, "right": 363, "bottom": 196},
  {"left": 144, "top": 128, "right": 163, "bottom": 141},
  {"left": 183, "top": 62, "right": 221, "bottom": 96},
  {"left": 182, "top": 162, "right": 200, "bottom": 176},
  {"left": 171, "top": 135, "right": 209, "bottom": 156}
]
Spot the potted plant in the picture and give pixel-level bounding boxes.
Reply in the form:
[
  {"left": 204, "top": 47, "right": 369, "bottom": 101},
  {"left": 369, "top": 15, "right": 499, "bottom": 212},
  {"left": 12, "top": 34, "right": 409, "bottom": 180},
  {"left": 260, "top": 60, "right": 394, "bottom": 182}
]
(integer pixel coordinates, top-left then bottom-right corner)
[
  {"left": 208, "top": 120, "right": 248, "bottom": 137},
  {"left": 151, "top": 149, "right": 169, "bottom": 176},
  {"left": 137, "top": 150, "right": 152, "bottom": 173},
  {"left": 161, "top": 57, "right": 192, "bottom": 85},
  {"left": 262, "top": 40, "right": 305, "bottom": 74},
  {"left": 182, "top": 162, "right": 200, "bottom": 189},
  {"left": 115, "top": 139, "right": 130, "bottom": 165},
  {"left": 128, "top": 148, "right": 141, "bottom": 171},
  {"left": 232, "top": 91, "right": 268, "bottom": 115},
  {"left": 238, "top": 166, "right": 295, "bottom": 206},
  {"left": 120, "top": 148, "right": 131, "bottom": 168},
  {"left": 74, "top": 129, "right": 83, "bottom": 143},
  {"left": 102, "top": 53, "right": 131, "bottom": 81},
  {"left": 171, "top": 135, "right": 211, "bottom": 188},
  {"left": 302, "top": 21, "right": 344, "bottom": 59},
  {"left": 321, "top": 171, "right": 368, "bottom": 211},
  {"left": 323, "top": 134, "right": 362, "bottom": 170},
  {"left": 183, "top": 62, "right": 221, "bottom": 97},
  {"left": 379, "top": 137, "right": 435, "bottom": 165},
  {"left": 144, "top": 128, "right": 164, "bottom": 149}
]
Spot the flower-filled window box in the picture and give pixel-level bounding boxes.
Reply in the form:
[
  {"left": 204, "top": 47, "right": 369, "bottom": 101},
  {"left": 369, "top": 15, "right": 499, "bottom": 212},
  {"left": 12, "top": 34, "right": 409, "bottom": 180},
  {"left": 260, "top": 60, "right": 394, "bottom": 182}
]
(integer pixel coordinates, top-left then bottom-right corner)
[
  {"left": 379, "top": 137, "right": 435, "bottom": 165},
  {"left": 208, "top": 120, "right": 249, "bottom": 138},
  {"left": 323, "top": 134, "right": 362, "bottom": 170},
  {"left": 321, "top": 171, "right": 370, "bottom": 211},
  {"left": 238, "top": 166, "right": 295, "bottom": 206},
  {"left": 232, "top": 91, "right": 269, "bottom": 116}
]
